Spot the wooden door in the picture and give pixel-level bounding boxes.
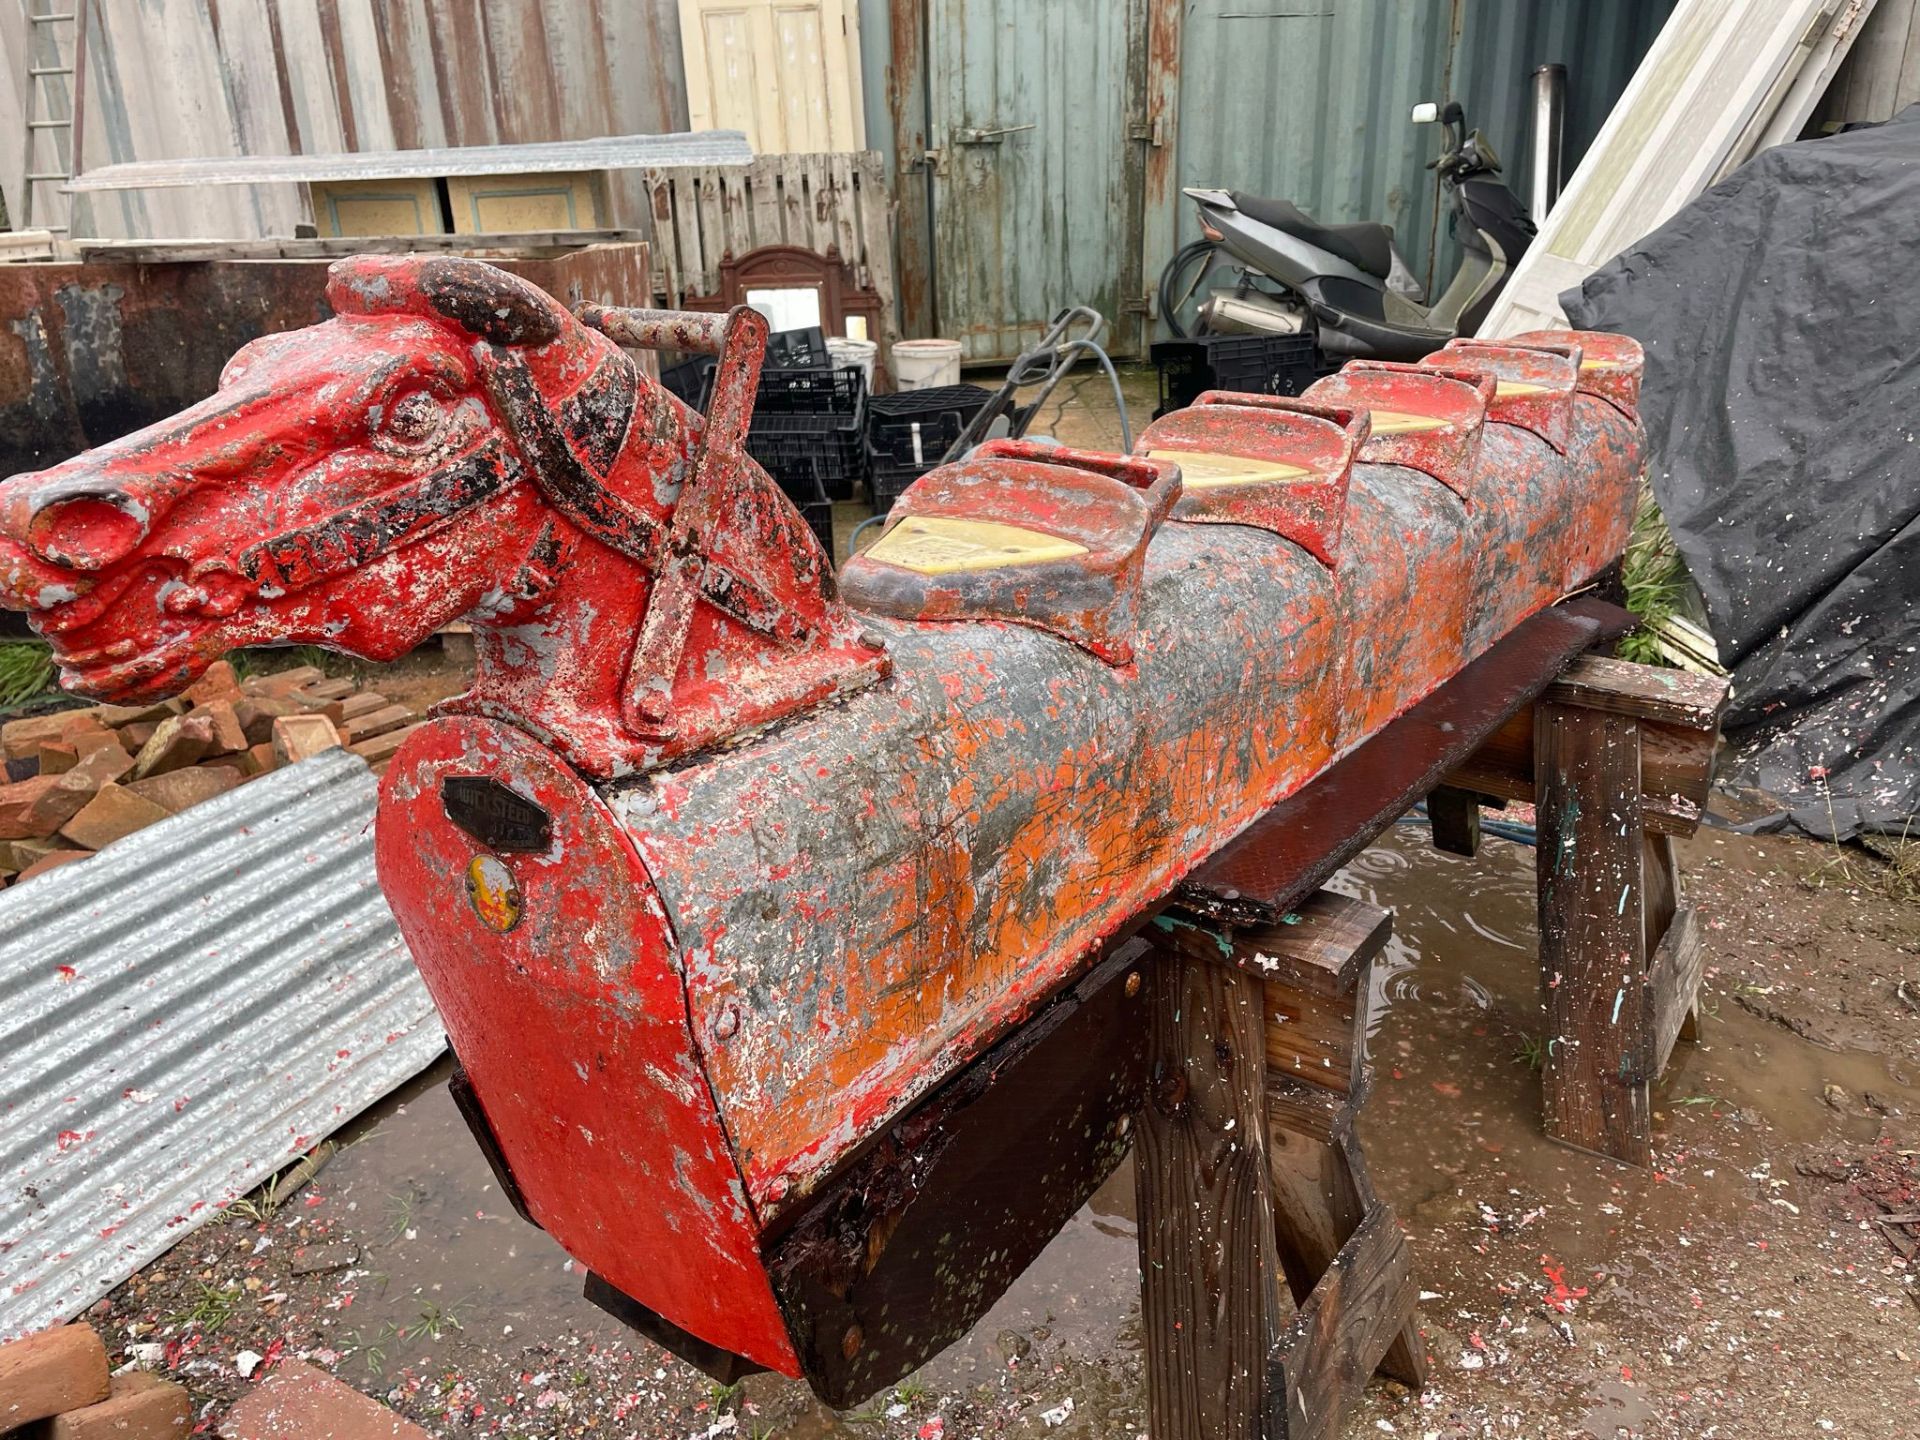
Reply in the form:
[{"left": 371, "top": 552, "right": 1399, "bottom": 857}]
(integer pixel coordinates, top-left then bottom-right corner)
[{"left": 678, "top": 0, "right": 866, "bottom": 154}]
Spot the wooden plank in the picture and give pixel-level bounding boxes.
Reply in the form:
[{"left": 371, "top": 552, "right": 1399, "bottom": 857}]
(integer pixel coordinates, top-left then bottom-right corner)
[
  {"left": 1536, "top": 703, "right": 1653, "bottom": 1166},
  {"left": 341, "top": 704, "right": 414, "bottom": 743},
  {"left": 694, "top": 168, "right": 726, "bottom": 294},
  {"left": 1267, "top": 1096, "right": 1424, "bottom": 1391},
  {"left": 1155, "top": 891, "right": 1390, "bottom": 996},
  {"left": 748, "top": 156, "right": 784, "bottom": 243},
  {"left": 778, "top": 152, "right": 809, "bottom": 246},
  {"left": 1544, "top": 655, "right": 1728, "bottom": 729},
  {"left": 1180, "top": 600, "right": 1629, "bottom": 925},
  {"left": 1427, "top": 785, "right": 1482, "bottom": 857},
  {"left": 347, "top": 721, "right": 426, "bottom": 765},
  {"left": 1265, "top": 1069, "right": 1363, "bottom": 1145},
  {"left": 855, "top": 151, "right": 902, "bottom": 361},
  {"left": 1135, "top": 951, "right": 1282, "bottom": 1440},
  {"left": 1446, "top": 704, "right": 1714, "bottom": 838},
  {"left": 1262, "top": 978, "right": 1358, "bottom": 1095},
  {"left": 1650, "top": 905, "right": 1706, "bottom": 1075},
  {"left": 1272, "top": 1205, "right": 1420, "bottom": 1440}
]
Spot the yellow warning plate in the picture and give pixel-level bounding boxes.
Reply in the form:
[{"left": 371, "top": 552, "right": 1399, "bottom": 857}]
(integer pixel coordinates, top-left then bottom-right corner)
[
  {"left": 865, "top": 515, "right": 1089, "bottom": 575},
  {"left": 1495, "top": 379, "right": 1550, "bottom": 397},
  {"left": 1366, "top": 409, "right": 1450, "bottom": 436},
  {"left": 1148, "top": 449, "right": 1310, "bottom": 490}
]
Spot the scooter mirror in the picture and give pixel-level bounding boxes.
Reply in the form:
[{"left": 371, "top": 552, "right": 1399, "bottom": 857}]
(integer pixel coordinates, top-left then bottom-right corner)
[{"left": 1410, "top": 102, "right": 1440, "bottom": 124}]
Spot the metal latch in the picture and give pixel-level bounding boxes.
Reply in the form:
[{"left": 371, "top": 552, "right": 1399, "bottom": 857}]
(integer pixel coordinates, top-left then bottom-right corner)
[{"left": 954, "top": 123, "right": 1035, "bottom": 145}]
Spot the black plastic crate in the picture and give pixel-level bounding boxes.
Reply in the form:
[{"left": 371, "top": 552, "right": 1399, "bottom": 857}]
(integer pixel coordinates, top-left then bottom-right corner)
[
  {"left": 746, "top": 410, "right": 868, "bottom": 501},
  {"left": 1150, "top": 333, "right": 1317, "bottom": 417},
  {"left": 865, "top": 383, "right": 994, "bottom": 495},
  {"left": 794, "top": 498, "right": 835, "bottom": 559},
  {"left": 659, "top": 355, "right": 715, "bottom": 409},
  {"left": 768, "top": 325, "right": 830, "bottom": 369},
  {"left": 756, "top": 364, "right": 866, "bottom": 415},
  {"left": 1208, "top": 333, "right": 1317, "bottom": 397}
]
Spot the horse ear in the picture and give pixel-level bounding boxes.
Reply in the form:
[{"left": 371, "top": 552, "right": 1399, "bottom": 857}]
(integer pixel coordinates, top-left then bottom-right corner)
[{"left": 326, "top": 256, "right": 566, "bottom": 347}]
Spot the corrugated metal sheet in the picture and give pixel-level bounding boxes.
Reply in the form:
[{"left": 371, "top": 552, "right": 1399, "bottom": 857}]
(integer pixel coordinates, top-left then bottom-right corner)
[
  {"left": 0, "top": 0, "right": 693, "bottom": 241},
  {"left": 67, "top": 130, "right": 751, "bottom": 191},
  {"left": 924, "top": 0, "right": 1143, "bottom": 361},
  {"left": 1171, "top": 0, "right": 1672, "bottom": 298},
  {"left": 0, "top": 749, "right": 444, "bottom": 1342}
]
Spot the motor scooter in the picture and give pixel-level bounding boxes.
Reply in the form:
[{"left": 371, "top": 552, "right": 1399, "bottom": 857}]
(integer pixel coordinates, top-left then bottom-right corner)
[{"left": 1163, "top": 100, "right": 1535, "bottom": 362}]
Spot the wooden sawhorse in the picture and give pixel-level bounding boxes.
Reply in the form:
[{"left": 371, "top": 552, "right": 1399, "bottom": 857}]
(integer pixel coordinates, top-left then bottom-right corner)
[
  {"left": 1123, "top": 601, "right": 1730, "bottom": 1435},
  {"left": 1137, "top": 890, "right": 1424, "bottom": 1440},
  {"left": 1444, "top": 653, "right": 1730, "bottom": 1166}
]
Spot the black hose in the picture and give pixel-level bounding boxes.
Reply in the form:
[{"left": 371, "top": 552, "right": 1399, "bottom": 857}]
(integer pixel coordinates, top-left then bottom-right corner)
[{"left": 1157, "top": 238, "right": 1220, "bottom": 340}]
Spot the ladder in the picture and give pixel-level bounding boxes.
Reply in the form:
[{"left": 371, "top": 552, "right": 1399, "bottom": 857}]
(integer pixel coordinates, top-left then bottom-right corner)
[{"left": 17, "top": 0, "right": 86, "bottom": 233}]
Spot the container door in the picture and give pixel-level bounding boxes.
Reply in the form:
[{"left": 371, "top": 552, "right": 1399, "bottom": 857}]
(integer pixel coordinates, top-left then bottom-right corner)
[{"left": 926, "top": 0, "right": 1148, "bottom": 362}]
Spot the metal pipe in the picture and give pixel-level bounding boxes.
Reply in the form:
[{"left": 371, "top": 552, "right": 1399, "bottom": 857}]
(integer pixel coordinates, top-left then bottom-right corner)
[{"left": 1530, "top": 63, "right": 1568, "bottom": 225}]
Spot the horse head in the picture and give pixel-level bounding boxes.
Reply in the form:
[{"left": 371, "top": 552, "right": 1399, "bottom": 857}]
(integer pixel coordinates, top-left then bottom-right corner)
[{"left": 0, "top": 256, "right": 882, "bottom": 776}]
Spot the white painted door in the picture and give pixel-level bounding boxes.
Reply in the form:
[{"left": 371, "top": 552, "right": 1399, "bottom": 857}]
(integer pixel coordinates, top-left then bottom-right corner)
[{"left": 678, "top": 0, "right": 865, "bottom": 154}]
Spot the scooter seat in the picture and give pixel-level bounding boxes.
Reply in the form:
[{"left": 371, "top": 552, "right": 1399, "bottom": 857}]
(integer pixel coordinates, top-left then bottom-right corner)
[{"left": 1229, "top": 193, "right": 1395, "bottom": 280}]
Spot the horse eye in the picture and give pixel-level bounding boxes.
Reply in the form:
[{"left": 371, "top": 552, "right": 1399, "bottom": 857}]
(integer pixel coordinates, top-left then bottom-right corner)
[{"left": 384, "top": 391, "right": 445, "bottom": 446}]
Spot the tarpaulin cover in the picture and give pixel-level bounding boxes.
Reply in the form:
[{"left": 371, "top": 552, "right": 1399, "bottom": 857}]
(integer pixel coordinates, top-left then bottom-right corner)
[{"left": 1564, "top": 107, "right": 1920, "bottom": 839}]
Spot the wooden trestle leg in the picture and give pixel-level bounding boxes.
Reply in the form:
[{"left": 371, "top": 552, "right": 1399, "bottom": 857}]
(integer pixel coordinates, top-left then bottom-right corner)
[
  {"left": 1447, "top": 653, "right": 1728, "bottom": 1167},
  {"left": 1138, "top": 891, "right": 1426, "bottom": 1440}
]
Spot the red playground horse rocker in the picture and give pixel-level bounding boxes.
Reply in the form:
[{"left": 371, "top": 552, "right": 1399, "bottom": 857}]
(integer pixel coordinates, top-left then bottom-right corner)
[{"left": 0, "top": 257, "right": 1643, "bottom": 1405}]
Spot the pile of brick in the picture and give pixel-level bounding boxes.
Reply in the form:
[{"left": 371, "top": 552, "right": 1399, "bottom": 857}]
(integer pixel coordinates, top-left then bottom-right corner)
[
  {"left": 0, "top": 662, "right": 423, "bottom": 890},
  {"left": 0, "top": 1326, "right": 433, "bottom": 1439},
  {"left": 0, "top": 1323, "right": 189, "bottom": 1438}
]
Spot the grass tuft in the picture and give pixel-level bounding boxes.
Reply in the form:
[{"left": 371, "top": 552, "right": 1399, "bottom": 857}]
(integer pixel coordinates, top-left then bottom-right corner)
[
  {"left": 0, "top": 642, "right": 54, "bottom": 710},
  {"left": 1619, "top": 493, "right": 1688, "bottom": 667}
]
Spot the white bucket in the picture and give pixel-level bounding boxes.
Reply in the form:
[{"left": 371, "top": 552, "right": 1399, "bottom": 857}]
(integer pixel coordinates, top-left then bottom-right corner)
[
  {"left": 827, "top": 336, "right": 878, "bottom": 392},
  {"left": 892, "top": 338, "right": 963, "bottom": 391}
]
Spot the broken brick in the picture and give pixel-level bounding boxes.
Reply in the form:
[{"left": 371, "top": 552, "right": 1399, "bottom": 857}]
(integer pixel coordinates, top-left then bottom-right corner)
[
  {"left": 233, "top": 698, "right": 295, "bottom": 747},
  {"left": 0, "top": 772, "right": 95, "bottom": 841},
  {"left": 0, "top": 1324, "right": 110, "bottom": 1429},
  {"left": 2, "top": 710, "right": 102, "bottom": 762},
  {"left": 125, "top": 766, "right": 243, "bottom": 816},
  {"left": 61, "top": 784, "right": 172, "bottom": 850},
  {"left": 271, "top": 714, "right": 341, "bottom": 766},
  {"left": 217, "top": 1360, "right": 431, "bottom": 1440},
  {"left": 67, "top": 743, "right": 135, "bottom": 790},
  {"left": 180, "top": 659, "right": 241, "bottom": 708},
  {"left": 128, "top": 715, "right": 217, "bottom": 781},
  {"left": 43, "top": 1368, "right": 191, "bottom": 1440},
  {"left": 198, "top": 700, "right": 250, "bottom": 755},
  {"left": 35, "top": 741, "right": 79, "bottom": 775},
  {"left": 346, "top": 724, "right": 425, "bottom": 768},
  {"left": 242, "top": 742, "right": 279, "bottom": 777}
]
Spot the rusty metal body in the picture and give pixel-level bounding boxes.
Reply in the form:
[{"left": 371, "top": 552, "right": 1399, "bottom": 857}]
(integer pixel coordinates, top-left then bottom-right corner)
[{"left": 0, "top": 257, "right": 1642, "bottom": 1402}]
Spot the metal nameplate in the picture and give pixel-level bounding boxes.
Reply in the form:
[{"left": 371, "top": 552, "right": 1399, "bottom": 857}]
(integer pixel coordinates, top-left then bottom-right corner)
[
  {"left": 1148, "top": 449, "right": 1310, "bottom": 490},
  {"left": 864, "top": 516, "right": 1088, "bottom": 575},
  {"left": 442, "top": 774, "right": 553, "bottom": 853}
]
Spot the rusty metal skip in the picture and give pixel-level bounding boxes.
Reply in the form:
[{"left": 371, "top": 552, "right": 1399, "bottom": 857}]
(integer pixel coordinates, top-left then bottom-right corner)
[{"left": 0, "top": 256, "right": 1643, "bottom": 1403}]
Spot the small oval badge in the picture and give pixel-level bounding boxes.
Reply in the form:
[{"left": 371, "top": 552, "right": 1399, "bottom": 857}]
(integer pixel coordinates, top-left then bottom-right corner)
[{"left": 464, "top": 854, "right": 523, "bottom": 934}]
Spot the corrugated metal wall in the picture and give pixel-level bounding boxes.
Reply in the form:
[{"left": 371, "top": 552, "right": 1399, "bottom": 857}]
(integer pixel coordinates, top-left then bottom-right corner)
[
  {"left": 862, "top": 0, "right": 1673, "bottom": 336},
  {"left": 4, "top": 0, "right": 689, "bottom": 241},
  {"left": 1172, "top": 0, "right": 1674, "bottom": 297}
]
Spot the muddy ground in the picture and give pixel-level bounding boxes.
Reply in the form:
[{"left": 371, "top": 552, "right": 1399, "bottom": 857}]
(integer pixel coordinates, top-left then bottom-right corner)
[{"left": 44, "top": 367, "right": 1920, "bottom": 1436}]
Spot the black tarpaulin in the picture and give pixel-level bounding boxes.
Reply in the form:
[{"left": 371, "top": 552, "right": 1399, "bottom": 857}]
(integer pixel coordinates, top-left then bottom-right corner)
[{"left": 1564, "top": 107, "right": 1920, "bottom": 839}]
